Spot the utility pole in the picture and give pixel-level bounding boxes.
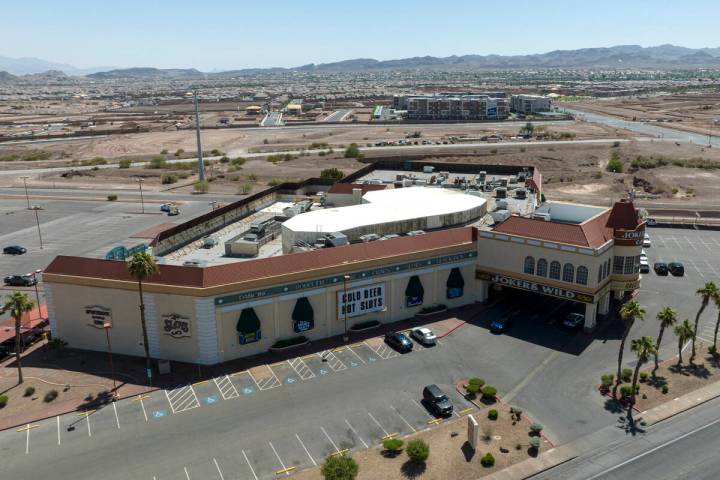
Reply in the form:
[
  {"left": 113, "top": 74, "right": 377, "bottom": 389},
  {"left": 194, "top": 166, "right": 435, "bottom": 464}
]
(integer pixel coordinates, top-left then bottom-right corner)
[
  {"left": 20, "top": 176, "right": 30, "bottom": 209},
  {"left": 193, "top": 90, "right": 206, "bottom": 182},
  {"left": 30, "top": 205, "right": 44, "bottom": 249},
  {"left": 136, "top": 178, "right": 145, "bottom": 214}
]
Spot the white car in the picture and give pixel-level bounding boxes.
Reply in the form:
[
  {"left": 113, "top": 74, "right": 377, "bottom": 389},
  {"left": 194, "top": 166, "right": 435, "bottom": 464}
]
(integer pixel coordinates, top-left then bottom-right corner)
[
  {"left": 640, "top": 249, "right": 648, "bottom": 262},
  {"left": 642, "top": 233, "right": 651, "bottom": 247},
  {"left": 639, "top": 259, "right": 650, "bottom": 273},
  {"left": 410, "top": 327, "right": 437, "bottom": 346}
]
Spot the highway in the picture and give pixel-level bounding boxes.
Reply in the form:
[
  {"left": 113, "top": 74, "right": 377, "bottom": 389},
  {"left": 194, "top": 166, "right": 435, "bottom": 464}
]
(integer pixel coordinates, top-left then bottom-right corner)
[
  {"left": 260, "top": 111, "right": 283, "bottom": 127},
  {"left": 324, "top": 109, "right": 353, "bottom": 122}
]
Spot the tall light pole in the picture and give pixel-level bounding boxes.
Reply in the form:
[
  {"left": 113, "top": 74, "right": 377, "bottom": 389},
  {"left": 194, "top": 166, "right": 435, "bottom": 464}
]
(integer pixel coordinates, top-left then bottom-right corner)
[
  {"left": 32, "top": 269, "right": 43, "bottom": 320},
  {"left": 19, "top": 176, "right": 30, "bottom": 209},
  {"left": 343, "top": 274, "right": 350, "bottom": 342},
  {"left": 103, "top": 322, "right": 118, "bottom": 400},
  {"left": 191, "top": 90, "right": 206, "bottom": 182},
  {"left": 29, "top": 205, "right": 44, "bottom": 249},
  {"left": 135, "top": 178, "right": 145, "bottom": 214}
]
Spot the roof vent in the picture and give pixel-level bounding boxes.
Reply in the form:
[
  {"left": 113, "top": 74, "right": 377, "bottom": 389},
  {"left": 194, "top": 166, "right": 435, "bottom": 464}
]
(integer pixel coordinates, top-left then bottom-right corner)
[{"left": 533, "top": 212, "right": 551, "bottom": 222}]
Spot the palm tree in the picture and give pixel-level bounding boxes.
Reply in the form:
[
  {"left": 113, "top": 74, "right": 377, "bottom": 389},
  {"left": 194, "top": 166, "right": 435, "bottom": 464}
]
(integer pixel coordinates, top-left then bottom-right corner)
[
  {"left": 673, "top": 319, "right": 694, "bottom": 366},
  {"left": 654, "top": 306, "right": 677, "bottom": 371},
  {"left": 690, "top": 282, "right": 718, "bottom": 363},
  {"left": 711, "top": 290, "right": 720, "bottom": 352},
  {"left": 1, "top": 292, "right": 35, "bottom": 384},
  {"left": 627, "top": 336, "right": 657, "bottom": 423},
  {"left": 614, "top": 300, "right": 645, "bottom": 398},
  {"left": 127, "top": 251, "right": 159, "bottom": 385}
]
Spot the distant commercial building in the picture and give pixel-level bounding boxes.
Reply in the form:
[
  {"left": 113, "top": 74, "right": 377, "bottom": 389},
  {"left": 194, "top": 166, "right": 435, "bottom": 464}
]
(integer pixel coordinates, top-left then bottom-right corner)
[
  {"left": 510, "top": 95, "right": 552, "bottom": 115},
  {"left": 398, "top": 94, "right": 509, "bottom": 121}
]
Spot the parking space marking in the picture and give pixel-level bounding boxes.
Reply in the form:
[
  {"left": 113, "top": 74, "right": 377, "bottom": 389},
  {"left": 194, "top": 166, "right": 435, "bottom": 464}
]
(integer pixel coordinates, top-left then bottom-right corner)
[
  {"left": 345, "top": 345, "right": 367, "bottom": 365},
  {"left": 367, "top": 412, "right": 390, "bottom": 438},
  {"left": 287, "top": 357, "right": 316, "bottom": 380},
  {"left": 656, "top": 235, "right": 668, "bottom": 248},
  {"left": 213, "top": 458, "right": 225, "bottom": 480},
  {"left": 296, "top": 433, "right": 317, "bottom": 466},
  {"left": 242, "top": 449, "right": 259, "bottom": 480},
  {"left": 165, "top": 384, "right": 201, "bottom": 414},
  {"left": 671, "top": 237, "right": 683, "bottom": 250},
  {"left": 406, "top": 394, "right": 434, "bottom": 420},
  {"left": 248, "top": 365, "right": 282, "bottom": 390},
  {"left": 712, "top": 237, "right": 720, "bottom": 248},
  {"left": 688, "top": 258, "right": 705, "bottom": 278},
  {"left": 269, "top": 441, "right": 291, "bottom": 476},
  {"left": 184, "top": 466, "right": 190, "bottom": 480},
  {"left": 317, "top": 350, "right": 348, "bottom": 372},
  {"left": 17, "top": 424, "right": 39, "bottom": 454},
  {"left": 320, "top": 426, "right": 342, "bottom": 453},
  {"left": 133, "top": 394, "right": 149, "bottom": 422},
  {"left": 112, "top": 401, "right": 120, "bottom": 429},
  {"left": 704, "top": 261, "right": 719, "bottom": 278},
  {"left": 344, "top": 419, "right": 368, "bottom": 449},
  {"left": 56, "top": 416, "right": 61, "bottom": 445},
  {"left": 78, "top": 410, "right": 93, "bottom": 437},
  {"left": 214, "top": 375, "right": 240, "bottom": 400},
  {"left": 391, "top": 405, "right": 416, "bottom": 433},
  {"left": 230, "top": 370, "right": 259, "bottom": 394},
  {"left": 683, "top": 236, "right": 698, "bottom": 251},
  {"left": 364, "top": 338, "right": 398, "bottom": 360}
]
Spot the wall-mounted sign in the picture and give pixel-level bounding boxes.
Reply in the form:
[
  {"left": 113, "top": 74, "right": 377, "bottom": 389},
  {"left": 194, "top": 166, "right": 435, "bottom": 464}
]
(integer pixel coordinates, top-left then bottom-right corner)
[
  {"left": 162, "top": 313, "right": 191, "bottom": 338},
  {"left": 611, "top": 280, "right": 641, "bottom": 291},
  {"left": 476, "top": 271, "right": 594, "bottom": 304},
  {"left": 85, "top": 305, "right": 112, "bottom": 328},
  {"left": 338, "top": 283, "right": 385, "bottom": 319},
  {"left": 614, "top": 228, "right": 646, "bottom": 246}
]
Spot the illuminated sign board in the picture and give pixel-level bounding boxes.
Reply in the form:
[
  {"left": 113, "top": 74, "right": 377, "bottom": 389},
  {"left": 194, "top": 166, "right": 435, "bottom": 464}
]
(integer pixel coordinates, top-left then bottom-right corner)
[{"left": 476, "top": 271, "right": 594, "bottom": 303}]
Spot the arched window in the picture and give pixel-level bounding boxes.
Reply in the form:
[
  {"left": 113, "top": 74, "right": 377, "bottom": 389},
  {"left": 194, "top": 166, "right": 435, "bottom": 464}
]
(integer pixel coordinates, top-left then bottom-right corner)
[
  {"left": 576, "top": 266, "right": 588, "bottom": 285},
  {"left": 563, "top": 263, "right": 574, "bottom": 283},
  {"left": 549, "top": 261, "right": 561, "bottom": 280},
  {"left": 537, "top": 259, "right": 548, "bottom": 277},
  {"left": 524, "top": 256, "right": 535, "bottom": 275}
]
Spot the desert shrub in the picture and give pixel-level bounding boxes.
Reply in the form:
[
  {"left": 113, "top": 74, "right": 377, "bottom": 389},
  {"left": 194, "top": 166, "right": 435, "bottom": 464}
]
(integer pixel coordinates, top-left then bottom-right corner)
[
  {"left": 510, "top": 406, "right": 523, "bottom": 422},
  {"left": 22, "top": 150, "right": 53, "bottom": 161},
  {"left": 263, "top": 138, "right": 269, "bottom": 144},
  {"left": 619, "top": 384, "right": 634, "bottom": 398},
  {"left": 466, "top": 377, "right": 485, "bottom": 396},
  {"left": 607, "top": 156, "right": 623, "bottom": 173},
  {"left": 480, "top": 452, "right": 495, "bottom": 467},
  {"left": 193, "top": 180, "right": 209, "bottom": 193},
  {"left": 344, "top": 143, "right": 361, "bottom": 158},
  {"left": 631, "top": 155, "right": 668, "bottom": 170},
  {"left": 406, "top": 439, "right": 429, "bottom": 463},
  {"left": 107, "top": 194, "right": 117, "bottom": 201},
  {"left": 320, "top": 168, "right": 344, "bottom": 181},
  {"left": 147, "top": 156, "right": 167, "bottom": 169},
  {"left": 321, "top": 455, "right": 358, "bottom": 480},
  {"left": 118, "top": 159, "right": 132, "bottom": 169},
  {"left": 529, "top": 423, "right": 544, "bottom": 435},
  {"left": 44, "top": 390, "right": 58, "bottom": 402},
  {"left": 160, "top": 149, "right": 168, "bottom": 154},
  {"left": 600, "top": 373, "right": 614, "bottom": 388},
  {"left": 271, "top": 336, "right": 308, "bottom": 349},
  {"left": 639, "top": 372, "right": 649, "bottom": 382},
  {"left": 662, "top": 384, "right": 669, "bottom": 394},
  {"left": 490, "top": 148, "right": 498, "bottom": 154},
  {"left": 231, "top": 157, "right": 246, "bottom": 166},
  {"left": 318, "top": 151, "right": 327, "bottom": 156},
  {"left": 529, "top": 436, "right": 541, "bottom": 450},
  {"left": 481, "top": 386, "right": 497, "bottom": 400},
  {"left": 267, "top": 153, "right": 293, "bottom": 163},
  {"left": 210, "top": 149, "right": 222, "bottom": 156},
  {"left": 174, "top": 148, "right": 185, "bottom": 157},
  {"left": 612, "top": 141, "right": 620, "bottom": 147},
  {"left": 161, "top": 173, "right": 178, "bottom": 184},
  {"left": 267, "top": 178, "right": 282, "bottom": 186},
  {"left": 247, "top": 173, "right": 258, "bottom": 181},
  {"left": 0, "top": 395, "right": 7, "bottom": 408},
  {"left": 219, "top": 155, "right": 230, "bottom": 163},
  {"left": 24, "top": 386, "right": 35, "bottom": 397},
  {"left": 488, "top": 409, "right": 498, "bottom": 420},
  {"left": 239, "top": 183, "right": 252, "bottom": 194},
  {"left": 621, "top": 368, "right": 633, "bottom": 382},
  {"left": 382, "top": 438, "right": 404, "bottom": 455},
  {"left": 309, "top": 142, "right": 329, "bottom": 149},
  {"left": 592, "top": 171, "right": 603, "bottom": 179}
]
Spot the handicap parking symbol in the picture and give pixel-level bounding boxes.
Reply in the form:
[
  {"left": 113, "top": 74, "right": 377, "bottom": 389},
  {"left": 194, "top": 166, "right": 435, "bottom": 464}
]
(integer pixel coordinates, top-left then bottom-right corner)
[
  {"left": 350, "top": 362, "right": 358, "bottom": 367},
  {"left": 153, "top": 410, "right": 167, "bottom": 419},
  {"left": 319, "top": 369, "right": 329, "bottom": 375},
  {"left": 204, "top": 395, "right": 219, "bottom": 405},
  {"left": 368, "top": 357, "right": 377, "bottom": 363},
  {"left": 242, "top": 386, "right": 256, "bottom": 394},
  {"left": 286, "top": 377, "right": 297, "bottom": 384}
]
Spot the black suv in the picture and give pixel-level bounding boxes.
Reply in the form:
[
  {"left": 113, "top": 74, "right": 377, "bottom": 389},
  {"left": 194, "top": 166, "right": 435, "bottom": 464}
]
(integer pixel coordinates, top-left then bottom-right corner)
[
  {"left": 385, "top": 332, "right": 413, "bottom": 353},
  {"left": 3, "top": 245, "right": 26, "bottom": 255},
  {"left": 423, "top": 384, "right": 453, "bottom": 417},
  {"left": 669, "top": 262, "right": 685, "bottom": 277},
  {"left": 653, "top": 262, "right": 669, "bottom": 276},
  {"left": 3, "top": 274, "right": 37, "bottom": 287}
]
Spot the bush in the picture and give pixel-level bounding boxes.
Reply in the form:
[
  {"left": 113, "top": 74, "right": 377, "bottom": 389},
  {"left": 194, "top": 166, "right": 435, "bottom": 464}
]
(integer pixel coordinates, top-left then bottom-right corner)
[
  {"left": 344, "top": 143, "right": 362, "bottom": 158},
  {"left": 321, "top": 455, "right": 358, "bottom": 480},
  {"left": 320, "top": 168, "right": 344, "bottom": 181},
  {"left": 406, "top": 439, "right": 429, "bottom": 463},
  {"left": 174, "top": 148, "right": 185, "bottom": 157},
  {"left": 529, "top": 436, "right": 541, "bottom": 450},
  {"left": 263, "top": 138, "right": 269, "bottom": 144},
  {"left": 488, "top": 409, "right": 498, "bottom": 420},
  {"left": 612, "top": 141, "right": 620, "bottom": 147},
  {"left": 267, "top": 178, "right": 282, "bottom": 186},
  {"left": 351, "top": 319, "right": 381, "bottom": 330},
  {"left": 107, "top": 194, "right": 117, "bottom": 201},
  {"left": 48, "top": 338, "right": 68, "bottom": 351},
  {"left": 419, "top": 304, "right": 447, "bottom": 314},
  {"left": 161, "top": 173, "right": 178, "bottom": 185},
  {"left": 600, "top": 373, "right": 614, "bottom": 388},
  {"left": 490, "top": 148, "right": 498, "bottom": 154},
  {"left": 0, "top": 395, "right": 7, "bottom": 408},
  {"left": 44, "top": 390, "right": 58, "bottom": 403},
  {"left": 193, "top": 180, "right": 209, "bottom": 193},
  {"left": 239, "top": 183, "right": 252, "bottom": 194},
  {"left": 621, "top": 368, "right": 633, "bottom": 382},
  {"left": 231, "top": 157, "right": 246, "bottom": 166},
  {"left": 607, "top": 154, "right": 623, "bottom": 173},
  {"left": 481, "top": 386, "right": 497, "bottom": 400},
  {"left": 639, "top": 372, "right": 649, "bottom": 382},
  {"left": 219, "top": 155, "right": 230, "bottom": 163},
  {"left": 271, "top": 336, "right": 308, "bottom": 349},
  {"left": 510, "top": 406, "right": 523, "bottom": 422},
  {"left": 210, "top": 149, "right": 222, "bottom": 156},
  {"left": 662, "top": 384, "right": 669, "bottom": 394},
  {"left": 529, "top": 423, "right": 544, "bottom": 435},
  {"left": 619, "top": 383, "right": 634, "bottom": 398},
  {"left": 382, "top": 438, "right": 404, "bottom": 455},
  {"left": 466, "top": 377, "right": 485, "bottom": 396},
  {"left": 118, "top": 159, "right": 132, "bottom": 169},
  {"left": 24, "top": 386, "right": 35, "bottom": 397},
  {"left": 480, "top": 452, "right": 495, "bottom": 467},
  {"left": 147, "top": 156, "right": 167, "bottom": 169}
]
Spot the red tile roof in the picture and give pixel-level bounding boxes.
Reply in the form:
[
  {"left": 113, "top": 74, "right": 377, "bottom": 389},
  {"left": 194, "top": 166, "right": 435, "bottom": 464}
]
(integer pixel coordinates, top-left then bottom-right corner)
[
  {"left": 606, "top": 199, "right": 641, "bottom": 230},
  {"left": 492, "top": 210, "right": 613, "bottom": 248},
  {"left": 327, "top": 183, "right": 387, "bottom": 195},
  {"left": 45, "top": 227, "right": 476, "bottom": 289}
]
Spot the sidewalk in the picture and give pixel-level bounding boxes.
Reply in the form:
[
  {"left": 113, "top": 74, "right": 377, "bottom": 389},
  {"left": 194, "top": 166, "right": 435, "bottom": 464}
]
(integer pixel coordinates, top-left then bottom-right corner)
[{"left": 641, "top": 379, "right": 720, "bottom": 425}]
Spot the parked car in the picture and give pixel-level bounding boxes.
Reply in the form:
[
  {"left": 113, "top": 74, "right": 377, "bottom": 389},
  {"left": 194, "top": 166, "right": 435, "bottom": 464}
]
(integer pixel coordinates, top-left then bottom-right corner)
[
  {"left": 654, "top": 262, "right": 669, "bottom": 276},
  {"left": 646, "top": 218, "right": 657, "bottom": 226},
  {"left": 385, "top": 332, "right": 413, "bottom": 352},
  {"left": 563, "top": 312, "right": 585, "bottom": 329},
  {"left": 422, "top": 384, "right": 453, "bottom": 417},
  {"left": 489, "top": 316, "right": 512, "bottom": 333},
  {"left": 669, "top": 262, "right": 685, "bottom": 277},
  {"left": 0, "top": 343, "right": 13, "bottom": 361},
  {"left": 639, "top": 259, "right": 650, "bottom": 273},
  {"left": 640, "top": 249, "right": 648, "bottom": 262},
  {"left": 3, "top": 245, "right": 27, "bottom": 255},
  {"left": 167, "top": 205, "right": 180, "bottom": 216},
  {"left": 160, "top": 203, "right": 173, "bottom": 212},
  {"left": 410, "top": 327, "right": 437, "bottom": 346},
  {"left": 643, "top": 233, "right": 651, "bottom": 247},
  {"left": 3, "top": 274, "right": 37, "bottom": 286}
]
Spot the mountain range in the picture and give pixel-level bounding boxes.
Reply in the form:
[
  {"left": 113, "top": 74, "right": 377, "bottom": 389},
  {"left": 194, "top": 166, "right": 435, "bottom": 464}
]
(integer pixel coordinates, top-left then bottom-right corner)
[{"left": 2, "top": 44, "right": 720, "bottom": 79}]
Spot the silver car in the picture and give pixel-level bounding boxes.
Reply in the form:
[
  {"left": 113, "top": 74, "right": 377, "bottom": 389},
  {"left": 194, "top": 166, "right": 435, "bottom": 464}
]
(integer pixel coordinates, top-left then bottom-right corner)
[{"left": 411, "top": 327, "right": 437, "bottom": 345}]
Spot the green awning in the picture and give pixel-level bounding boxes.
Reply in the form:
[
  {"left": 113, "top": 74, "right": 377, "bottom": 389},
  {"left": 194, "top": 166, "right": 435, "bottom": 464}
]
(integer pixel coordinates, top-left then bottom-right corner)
[
  {"left": 446, "top": 268, "right": 465, "bottom": 289},
  {"left": 405, "top": 275, "right": 425, "bottom": 307},
  {"left": 292, "top": 297, "right": 314, "bottom": 333},
  {"left": 237, "top": 308, "right": 261, "bottom": 344}
]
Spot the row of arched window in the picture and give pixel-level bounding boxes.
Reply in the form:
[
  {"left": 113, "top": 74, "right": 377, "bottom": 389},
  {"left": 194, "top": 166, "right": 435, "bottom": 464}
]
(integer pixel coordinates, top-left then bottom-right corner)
[{"left": 524, "top": 256, "right": 589, "bottom": 286}]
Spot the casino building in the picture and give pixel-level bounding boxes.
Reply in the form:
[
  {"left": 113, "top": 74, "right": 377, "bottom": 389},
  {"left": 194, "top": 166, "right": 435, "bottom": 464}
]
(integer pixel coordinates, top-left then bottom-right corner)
[{"left": 42, "top": 160, "right": 644, "bottom": 365}]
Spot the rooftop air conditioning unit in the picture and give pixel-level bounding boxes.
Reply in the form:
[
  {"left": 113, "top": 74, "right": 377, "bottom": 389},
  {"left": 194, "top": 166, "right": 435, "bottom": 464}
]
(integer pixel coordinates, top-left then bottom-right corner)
[
  {"left": 515, "top": 189, "right": 527, "bottom": 199},
  {"left": 533, "top": 212, "right": 551, "bottom": 221},
  {"left": 495, "top": 188, "right": 507, "bottom": 199}
]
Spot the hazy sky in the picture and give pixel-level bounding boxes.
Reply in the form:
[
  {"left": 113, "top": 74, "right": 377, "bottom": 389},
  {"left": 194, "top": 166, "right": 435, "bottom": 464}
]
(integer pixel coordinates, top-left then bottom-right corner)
[{"left": 2, "top": 0, "right": 718, "bottom": 70}]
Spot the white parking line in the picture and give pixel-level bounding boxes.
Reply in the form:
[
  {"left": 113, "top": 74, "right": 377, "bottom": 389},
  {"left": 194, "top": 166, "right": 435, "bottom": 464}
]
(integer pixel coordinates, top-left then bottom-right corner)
[
  {"left": 213, "top": 458, "right": 225, "bottom": 480},
  {"left": 113, "top": 402, "right": 120, "bottom": 429},
  {"left": 321, "top": 426, "right": 341, "bottom": 453},
  {"left": 367, "top": 412, "right": 389, "bottom": 437},
  {"left": 56, "top": 416, "right": 60, "bottom": 445},
  {"left": 683, "top": 236, "right": 698, "bottom": 251},
  {"left": 712, "top": 237, "right": 720, "bottom": 248},
  {"left": 704, "top": 260, "right": 719, "bottom": 278},
  {"left": 85, "top": 413, "right": 92, "bottom": 437},
  {"left": 392, "top": 405, "right": 417, "bottom": 432},
  {"left": 688, "top": 258, "right": 705, "bottom": 278},
  {"left": 165, "top": 384, "right": 201, "bottom": 413},
  {"left": 214, "top": 375, "right": 240, "bottom": 400},
  {"left": 671, "top": 237, "right": 683, "bottom": 249},
  {"left": 317, "top": 350, "right": 348, "bottom": 371},
  {"left": 365, "top": 340, "right": 398, "bottom": 360},
  {"left": 242, "top": 449, "right": 259, "bottom": 480},
  {"left": 344, "top": 419, "right": 369, "bottom": 448},
  {"left": 406, "top": 393, "right": 434, "bottom": 419},
  {"left": 288, "top": 357, "right": 316, "bottom": 380},
  {"left": 346, "top": 346, "right": 367, "bottom": 365},
  {"left": 296, "top": 433, "right": 318, "bottom": 466},
  {"left": 269, "top": 441, "right": 289, "bottom": 475},
  {"left": 184, "top": 467, "right": 190, "bottom": 480}
]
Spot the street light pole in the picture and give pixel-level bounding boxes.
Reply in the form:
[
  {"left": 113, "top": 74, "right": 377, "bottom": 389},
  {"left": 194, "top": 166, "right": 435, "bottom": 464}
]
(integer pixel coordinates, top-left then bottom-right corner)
[
  {"left": 103, "top": 322, "right": 118, "bottom": 400},
  {"left": 193, "top": 90, "right": 206, "bottom": 182},
  {"left": 20, "top": 176, "right": 30, "bottom": 209},
  {"left": 32, "top": 269, "right": 42, "bottom": 320},
  {"left": 343, "top": 275, "right": 350, "bottom": 342},
  {"left": 30, "top": 205, "right": 43, "bottom": 249},
  {"left": 136, "top": 178, "right": 145, "bottom": 214}
]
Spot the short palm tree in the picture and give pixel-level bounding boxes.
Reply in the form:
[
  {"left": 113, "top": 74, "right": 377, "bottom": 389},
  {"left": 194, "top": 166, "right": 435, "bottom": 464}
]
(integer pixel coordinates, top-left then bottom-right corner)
[
  {"left": 690, "top": 282, "right": 718, "bottom": 363},
  {"left": 127, "top": 251, "right": 159, "bottom": 385},
  {"left": 627, "top": 336, "right": 657, "bottom": 423},
  {"left": 614, "top": 300, "right": 645, "bottom": 398},
  {"left": 712, "top": 290, "right": 720, "bottom": 352},
  {"left": 1, "top": 292, "right": 35, "bottom": 384},
  {"left": 673, "top": 319, "right": 694, "bottom": 366},
  {"left": 654, "top": 306, "right": 677, "bottom": 371}
]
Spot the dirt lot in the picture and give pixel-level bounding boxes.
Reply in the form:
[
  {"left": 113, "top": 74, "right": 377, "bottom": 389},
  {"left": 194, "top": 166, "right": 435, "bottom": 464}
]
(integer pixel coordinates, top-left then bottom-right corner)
[{"left": 564, "top": 93, "right": 720, "bottom": 137}]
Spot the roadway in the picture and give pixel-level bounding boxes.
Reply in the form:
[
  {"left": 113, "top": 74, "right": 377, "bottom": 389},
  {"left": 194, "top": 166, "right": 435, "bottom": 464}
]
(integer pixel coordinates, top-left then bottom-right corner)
[
  {"left": 324, "top": 109, "right": 353, "bottom": 122},
  {"left": 260, "top": 112, "right": 283, "bottom": 127}
]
